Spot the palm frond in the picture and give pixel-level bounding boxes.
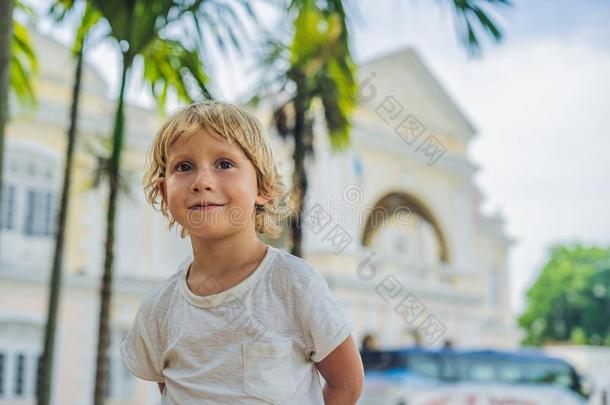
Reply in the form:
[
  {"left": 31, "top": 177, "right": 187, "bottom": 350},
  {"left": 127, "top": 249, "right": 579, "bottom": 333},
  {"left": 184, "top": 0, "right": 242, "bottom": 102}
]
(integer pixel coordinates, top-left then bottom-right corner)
[
  {"left": 450, "top": 0, "right": 511, "bottom": 56},
  {"left": 72, "top": 4, "right": 101, "bottom": 54},
  {"left": 79, "top": 133, "right": 135, "bottom": 199},
  {"left": 48, "top": 0, "right": 78, "bottom": 22},
  {"left": 88, "top": 0, "right": 175, "bottom": 60},
  {"left": 10, "top": 16, "right": 38, "bottom": 107},
  {"left": 141, "top": 37, "right": 212, "bottom": 111},
  {"left": 252, "top": 0, "right": 357, "bottom": 155}
]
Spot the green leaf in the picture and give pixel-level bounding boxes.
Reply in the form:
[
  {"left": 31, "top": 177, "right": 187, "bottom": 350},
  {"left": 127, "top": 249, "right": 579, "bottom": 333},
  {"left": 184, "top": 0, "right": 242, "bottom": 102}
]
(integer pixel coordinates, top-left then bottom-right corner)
[
  {"left": 450, "top": 0, "right": 511, "bottom": 57},
  {"left": 10, "top": 17, "right": 38, "bottom": 107},
  {"left": 141, "top": 37, "right": 211, "bottom": 112},
  {"left": 519, "top": 245, "right": 610, "bottom": 346},
  {"left": 72, "top": 4, "right": 102, "bottom": 54}
]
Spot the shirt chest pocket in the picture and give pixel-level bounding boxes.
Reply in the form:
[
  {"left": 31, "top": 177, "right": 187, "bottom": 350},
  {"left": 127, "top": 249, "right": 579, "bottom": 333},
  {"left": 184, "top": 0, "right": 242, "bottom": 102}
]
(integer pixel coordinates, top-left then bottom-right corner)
[{"left": 242, "top": 341, "right": 297, "bottom": 404}]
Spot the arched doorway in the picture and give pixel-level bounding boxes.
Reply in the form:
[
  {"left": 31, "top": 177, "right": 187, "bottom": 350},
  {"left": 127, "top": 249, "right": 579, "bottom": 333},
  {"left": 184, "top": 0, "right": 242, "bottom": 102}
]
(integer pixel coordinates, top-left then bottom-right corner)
[{"left": 361, "top": 191, "right": 449, "bottom": 269}]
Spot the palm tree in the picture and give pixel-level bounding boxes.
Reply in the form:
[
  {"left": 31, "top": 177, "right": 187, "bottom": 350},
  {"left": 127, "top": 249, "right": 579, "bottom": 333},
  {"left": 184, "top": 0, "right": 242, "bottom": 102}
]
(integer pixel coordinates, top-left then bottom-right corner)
[
  {"left": 37, "top": 37, "right": 85, "bottom": 405},
  {"left": 261, "top": 0, "right": 357, "bottom": 258},
  {"left": 83, "top": 1, "right": 254, "bottom": 402},
  {"left": 37, "top": 3, "right": 100, "bottom": 404},
  {"left": 257, "top": 0, "right": 511, "bottom": 257},
  {"left": 0, "top": 0, "right": 15, "bottom": 218},
  {"left": 0, "top": 0, "right": 37, "bottom": 243}
]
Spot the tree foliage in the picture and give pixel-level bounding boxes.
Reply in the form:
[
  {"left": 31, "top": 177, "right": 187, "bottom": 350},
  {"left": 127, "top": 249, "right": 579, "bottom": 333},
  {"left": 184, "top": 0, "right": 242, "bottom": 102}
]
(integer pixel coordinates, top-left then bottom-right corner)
[{"left": 519, "top": 245, "right": 610, "bottom": 346}]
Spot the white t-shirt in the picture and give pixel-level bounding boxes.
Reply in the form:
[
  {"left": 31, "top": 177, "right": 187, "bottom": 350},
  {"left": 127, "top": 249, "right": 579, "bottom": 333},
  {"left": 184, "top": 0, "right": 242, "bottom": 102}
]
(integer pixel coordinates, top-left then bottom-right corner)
[{"left": 120, "top": 244, "right": 354, "bottom": 404}]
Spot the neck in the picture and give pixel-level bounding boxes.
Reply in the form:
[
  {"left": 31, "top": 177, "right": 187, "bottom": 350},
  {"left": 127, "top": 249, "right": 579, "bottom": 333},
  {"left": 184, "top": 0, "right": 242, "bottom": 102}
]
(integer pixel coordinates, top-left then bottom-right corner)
[{"left": 188, "top": 223, "right": 267, "bottom": 280}]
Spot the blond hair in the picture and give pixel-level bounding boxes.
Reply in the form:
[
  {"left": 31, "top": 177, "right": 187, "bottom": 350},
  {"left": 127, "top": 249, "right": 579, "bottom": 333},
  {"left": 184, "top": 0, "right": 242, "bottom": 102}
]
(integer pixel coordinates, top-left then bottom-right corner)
[{"left": 143, "top": 101, "right": 291, "bottom": 239}]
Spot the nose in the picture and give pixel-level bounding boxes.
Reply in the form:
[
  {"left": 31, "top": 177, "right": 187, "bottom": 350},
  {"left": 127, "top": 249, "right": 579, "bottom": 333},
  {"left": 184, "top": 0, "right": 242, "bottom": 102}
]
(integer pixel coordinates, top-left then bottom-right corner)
[{"left": 191, "top": 168, "right": 215, "bottom": 193}]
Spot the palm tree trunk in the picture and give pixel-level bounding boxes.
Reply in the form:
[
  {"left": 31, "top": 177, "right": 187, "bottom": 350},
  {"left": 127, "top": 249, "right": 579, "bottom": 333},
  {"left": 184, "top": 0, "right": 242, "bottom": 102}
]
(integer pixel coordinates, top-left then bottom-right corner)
[
  {"left": 93, "top": 59, "right": 129, "bottom": 405},
  {"left": 37, "top": 40, "right": 84, "bottom": 405},
  {"left": 290, "top": 78, "right": 308, "bottom": 258},
  {"left": 0, "top": 0, "right": 15, "bottom": 255}
]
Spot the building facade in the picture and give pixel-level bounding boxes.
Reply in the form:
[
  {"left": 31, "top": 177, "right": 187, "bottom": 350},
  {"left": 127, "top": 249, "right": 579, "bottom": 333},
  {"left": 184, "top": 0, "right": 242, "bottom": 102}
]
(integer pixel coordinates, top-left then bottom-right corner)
[{"left": 0, "top": 33, "right": 520, "bottom": 404}]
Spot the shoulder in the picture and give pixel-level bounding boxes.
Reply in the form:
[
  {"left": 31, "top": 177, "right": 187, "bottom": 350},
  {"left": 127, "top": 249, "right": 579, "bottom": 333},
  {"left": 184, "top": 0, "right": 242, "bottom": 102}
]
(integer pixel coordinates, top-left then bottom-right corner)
[
  {"left": 266, "top": 245, "right": 328, "bottom": 296},
  {"left": 136, "top": 261, "right": 186, "bottom": 321}
]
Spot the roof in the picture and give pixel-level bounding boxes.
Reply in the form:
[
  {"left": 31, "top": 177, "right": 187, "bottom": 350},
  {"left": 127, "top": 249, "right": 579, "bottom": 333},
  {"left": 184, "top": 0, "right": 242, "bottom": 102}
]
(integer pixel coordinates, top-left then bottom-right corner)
[{"left": 359, "top": 47, "right": 477, "bottom": 141}]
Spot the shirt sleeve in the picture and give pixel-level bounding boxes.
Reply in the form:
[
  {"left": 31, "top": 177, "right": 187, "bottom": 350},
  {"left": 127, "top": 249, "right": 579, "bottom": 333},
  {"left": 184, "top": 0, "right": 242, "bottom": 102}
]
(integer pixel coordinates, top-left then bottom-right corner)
[
  {"left": 120, "top": 296, "right": 165, "bottom": 382},
  {"left": 299, "top": 272, "right": 354, "bottom": 363}
]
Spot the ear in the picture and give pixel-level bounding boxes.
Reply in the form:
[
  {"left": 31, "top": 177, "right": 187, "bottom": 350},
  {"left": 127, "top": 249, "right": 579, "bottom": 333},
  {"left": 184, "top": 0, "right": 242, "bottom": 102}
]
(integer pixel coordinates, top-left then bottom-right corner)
[
  {"left": 255, "top": 184, "right": 274, "bottom": 206},
  {"left": 255, "top": 194, "right": 271, "bottom": 207}
]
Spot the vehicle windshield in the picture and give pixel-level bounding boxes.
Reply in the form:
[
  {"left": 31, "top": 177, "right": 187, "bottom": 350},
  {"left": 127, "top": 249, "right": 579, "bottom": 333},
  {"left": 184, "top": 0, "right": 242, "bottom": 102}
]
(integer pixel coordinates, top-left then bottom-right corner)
[
  {"left": 361, "top": 350, "right": 407, "bottom": 371},
  {"left": 459, "top": 356, "right": 574, "bottom": 389},
  {"left": 361, "top": 349, "right": 581, "bottom": 395}
]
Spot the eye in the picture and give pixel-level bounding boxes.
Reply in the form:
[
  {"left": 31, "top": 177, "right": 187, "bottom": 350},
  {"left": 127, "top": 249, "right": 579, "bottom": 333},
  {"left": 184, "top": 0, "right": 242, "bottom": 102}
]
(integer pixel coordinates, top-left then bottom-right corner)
[
  {"left": 218, "top": 159, "right": 235, "bottom": 169},
  {"left": 175, "top": 162, "right": 193, "bottom": 172}
]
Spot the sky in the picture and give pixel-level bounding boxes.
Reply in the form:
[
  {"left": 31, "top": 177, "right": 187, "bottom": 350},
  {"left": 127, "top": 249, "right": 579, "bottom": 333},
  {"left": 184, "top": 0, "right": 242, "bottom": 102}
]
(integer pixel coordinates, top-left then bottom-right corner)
[
  {"left": 353, "top": 0, "right": 610, "bottom": 313},
  {"left": 31, "top": 0, "right": 610, "bottom": 312}
]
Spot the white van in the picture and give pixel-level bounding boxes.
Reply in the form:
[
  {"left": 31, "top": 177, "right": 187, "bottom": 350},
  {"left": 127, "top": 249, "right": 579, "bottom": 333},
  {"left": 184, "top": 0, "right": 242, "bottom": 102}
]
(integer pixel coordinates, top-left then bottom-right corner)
[{"left": 359, "top": 348, "right": 590, "bottom": 405}]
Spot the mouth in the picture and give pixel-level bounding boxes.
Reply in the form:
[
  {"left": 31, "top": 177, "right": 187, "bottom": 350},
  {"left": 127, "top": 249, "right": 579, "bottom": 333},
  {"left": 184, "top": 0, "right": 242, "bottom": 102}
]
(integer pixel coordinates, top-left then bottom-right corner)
[{"left": 188, "top": 203, "right": 225, "bottom": 211}]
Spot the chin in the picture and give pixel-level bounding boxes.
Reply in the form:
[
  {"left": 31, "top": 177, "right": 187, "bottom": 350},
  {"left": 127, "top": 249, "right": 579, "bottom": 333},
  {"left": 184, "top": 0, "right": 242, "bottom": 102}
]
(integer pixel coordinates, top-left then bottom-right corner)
[{"left": 187, "top": 227, "right": 230, "bottom": 239}]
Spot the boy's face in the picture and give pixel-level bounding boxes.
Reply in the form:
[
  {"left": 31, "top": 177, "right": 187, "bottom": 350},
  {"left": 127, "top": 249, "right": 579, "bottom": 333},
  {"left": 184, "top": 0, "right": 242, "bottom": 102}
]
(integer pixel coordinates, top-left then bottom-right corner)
[{"left": 159, "top": 129, "right": 268, "bottom": 239}]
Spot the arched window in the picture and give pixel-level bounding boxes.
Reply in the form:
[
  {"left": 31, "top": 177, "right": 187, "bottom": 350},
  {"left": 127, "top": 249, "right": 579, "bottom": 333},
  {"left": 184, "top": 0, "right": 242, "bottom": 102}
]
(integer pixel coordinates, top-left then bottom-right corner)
[
  {"left": 370, "top": 212, "right": 441, "bottom": 268},
  {"left": 1, "top": 143, "right": 60, "bottom": 272},
  {"left": 1, "top": 145, "right": 58, "bottom": 237},
  {"left": 362, "top": 191, "right": 449, "bottom": 278},
  {"left": 0, "top": 319, "right": 42, "bottom": 401}
]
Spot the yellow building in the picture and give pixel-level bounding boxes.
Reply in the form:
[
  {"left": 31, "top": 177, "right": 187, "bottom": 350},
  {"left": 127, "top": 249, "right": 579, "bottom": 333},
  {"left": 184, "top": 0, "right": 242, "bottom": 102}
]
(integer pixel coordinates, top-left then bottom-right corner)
[
  {"left": 300, "top": 49, "right": 520, "bottom": 350},
  {"left": 0, "top": 33, "right": 520, "bottom": 404}
]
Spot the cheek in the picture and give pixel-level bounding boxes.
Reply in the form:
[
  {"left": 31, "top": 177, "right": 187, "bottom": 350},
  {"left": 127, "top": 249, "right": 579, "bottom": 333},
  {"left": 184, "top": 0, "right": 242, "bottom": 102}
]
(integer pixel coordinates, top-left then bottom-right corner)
[
  {"left": 164, "top": 179, "right": 186, "bottom": 205},
  {"left": 226, "top": 176, "right": 258, "bottom": 203}
]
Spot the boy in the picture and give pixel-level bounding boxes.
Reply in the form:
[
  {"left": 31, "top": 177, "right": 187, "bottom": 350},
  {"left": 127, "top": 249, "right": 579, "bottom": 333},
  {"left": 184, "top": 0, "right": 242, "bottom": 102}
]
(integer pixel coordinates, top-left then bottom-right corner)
[{"left": 120, "top": 101, "right": 364, "bottom": 404}]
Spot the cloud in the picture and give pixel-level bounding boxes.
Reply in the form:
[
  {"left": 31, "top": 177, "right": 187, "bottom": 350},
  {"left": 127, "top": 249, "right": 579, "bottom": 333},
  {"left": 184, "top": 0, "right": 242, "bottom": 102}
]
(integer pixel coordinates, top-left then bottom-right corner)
[{"left": 460, "top": 39, "right": 610, "bottom": 311}]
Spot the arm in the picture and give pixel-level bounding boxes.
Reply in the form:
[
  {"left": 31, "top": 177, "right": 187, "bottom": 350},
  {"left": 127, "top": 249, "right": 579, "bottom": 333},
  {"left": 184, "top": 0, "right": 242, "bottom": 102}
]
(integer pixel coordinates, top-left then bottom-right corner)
[
  {"left": 120, "top": 292, "right": 166, "bottom": 384},
  {"left": 157, "top": 382, "right": 165, "bottom": 394},
  {"left": 315, "top": 335, "right": 364, "bottom": 405}
]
